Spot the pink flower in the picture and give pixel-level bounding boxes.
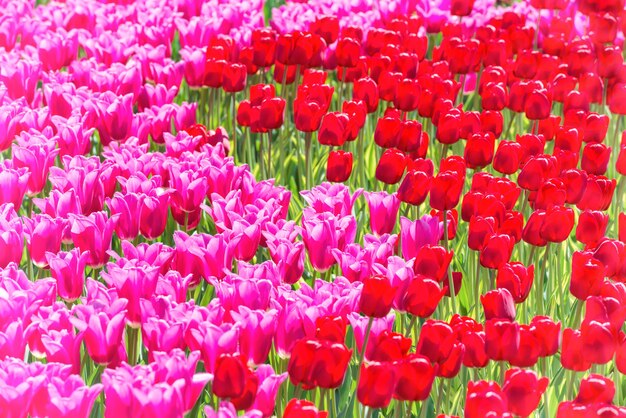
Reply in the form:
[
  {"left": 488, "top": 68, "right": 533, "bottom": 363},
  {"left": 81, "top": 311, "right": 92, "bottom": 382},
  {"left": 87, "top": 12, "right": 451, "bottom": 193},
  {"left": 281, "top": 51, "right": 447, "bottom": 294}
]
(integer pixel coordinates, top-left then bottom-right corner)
[
  {"left": 71, "top": 299, "right": 128, "bottom": 366},
  {"left": 107, "top": 192, "right": 143, "bottom": 241},
  {"left": 251, "top": 365, "right": 288, "bottom": 418},
  {"left": 23, "top": 215, "right": 66, "bottom": 268},
  {"left": 0, "top": 204, "right": 23, "bottom": 268},
  {"left": 231, "top": 307, "right": 278, "bottom": 366},
  {"left": 12, "top": 140, "right": 59, "bottom": 197},
  {"left": 102, "top": 263, "right": 159, "bottom": 327},
  {"left": 47, "top": 249, "right": 89, "bottom": 302},
  {"left": 185, "top": 321, "right": 238, "bottom": 372},
  {"left": 69, "top": 211, "right": 119, "bottom": 268},
  {"left": 0, "top": 164, "right": 29, "bottom": 209},
  {"left": 302, "top": 210, "right": 357, "bottom": 272},
  {"left": 31, "top": 376, "right": 102, "bottom": 418},
  {"left": 400, "top": 215, "right": 443, "bottom": 261},
  {"left": 347, "top": 312, "right": 396, "bottom": 356},
  {"left": 365, "top": 191, "right": 401, "bottom": 235}
]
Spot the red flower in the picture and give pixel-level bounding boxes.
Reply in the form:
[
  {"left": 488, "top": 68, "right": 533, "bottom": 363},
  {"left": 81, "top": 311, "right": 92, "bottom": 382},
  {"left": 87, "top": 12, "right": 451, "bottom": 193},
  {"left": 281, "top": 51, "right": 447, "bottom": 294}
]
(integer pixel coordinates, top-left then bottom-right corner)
[
  {"left": 315, "top": 316, "right": 347, "bottom": 343},
  {"left": 576, "top": 210, "right": 609, "bottom": 248},
  {"left": 353, "top": 77, "right": 379, "bottom": 113},
  {"left": 213, "top": 354, "right": 247, "bottom": 399},
  {"left": 481, "top": 288, "right": 516, "bottom": 321},
  {"left": 464, "top": 132, "right": 495, "bottom": 169},
  {"left": 480, "top": 233, "right": 514, "bottom": 269},
  {"left": 259, "top": 97, "right": 286, "bottom": 130},
  {"left": 368, "top": 331, "right": 412, "bottom": 362},
  {"left": 485, "top": 319, "right": 520, "bottom": 362},
  {"left": 413, "top": 245, "right": 453, "bottom": 282},
  {"left": 326, "top": 150, "right": 353, "bottom": 183},
  {"left": 570, "top": 250, "right": 606, "bottom": 300},
  {"left": 284, "top": 399, "right": 328, "bottom": 418},
  {"left": 222, "top": 63, "right": 247, "bottom": 93},
  {"left": 502, "top": 369, "right": 549, "bottom": 417},
  {"left": 530, "top": 316, "right": 561, "bottom": 357},
  {"left": 393, "top": 354, "right": 437, "bottom": 401},
  {"left": 318, "top": 112, "right": 349, "bottom": 146},
  {"left": 375, "top": 149, "right": 406, "bottom": 185},
  {"left": 357, "top": 362, "right": 397, "bottom": 409},
  {"left": 539, "top": 206, "right": 574, "bottom": 243},
  {"left": 359, "top": 275, "right": 396, "bottom": 318},
  {"left": 465, "top": 381, "right": 507, "bottom": 418},
  {"left": 374, "top": 116, "right": 401, "bottom": 149},
  {"left": 335, "top": 37, "right": 360, "bottom": 67},
  {"left": 581, "top": 143, "right": 611, "bottom": 175},
  {"left": 576, "top": 374, "right": 615, "bottom": 404},
  {"left": 397, "top": 170, "right": 430, "bottom": 206},
  {"left": 402, "top": 276, "right": 444, "bottom": 318},
  {"left": 496, "top": 262, "right": 534, "bottom": 304},
  {"left": 430, "top": 170, "right": 463, "bottom": 211},
  {"left": 561, "top": 328, "right": 592, "bottom": 371},
  {"left": 493, "top": 141, "right": 522, "bottom": 175}
]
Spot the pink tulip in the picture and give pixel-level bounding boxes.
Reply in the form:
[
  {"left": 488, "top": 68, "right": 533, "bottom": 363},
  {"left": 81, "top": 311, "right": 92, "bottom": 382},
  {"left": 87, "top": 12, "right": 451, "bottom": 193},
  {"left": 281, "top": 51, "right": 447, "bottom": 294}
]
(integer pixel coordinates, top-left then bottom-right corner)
[
  {"left": 215, "top": 277, "right": 274, "bottom": 317},
  {"left": 0, "top": 105, "right": 18, "bottom": 152},
  {"left": 168, "top": 165, "right": 208, "bottom": 214},
  {"left": 185, "top": 321, "right": 239, "bottom": 372},
  {"left": 100, "top": 93, "right": 134, "bottom": 146},
  {"left": 0, "top": 204, "right": 23, "bottom": 268},
  {"left": 49, "top": 156, "right": 105, "bottom": 215},
  {"left": 274, "top": 302, "right": 317, "bottom": 357},
  {"left": 400, "top": 215, "right": 444, "bottom": 261},
  {"left": 102, "top": 263, "right": 159, "bottom": 327},
  {"left": 23, "top": 215, "right": 66, "bottom": 268},
  {"left": 0, "top": 360, "right": 45, "bottom": 418},
  {"left": 71, "top": 299, "right": 128, "bottom": 366},
  {"left": 12, "top": 141, "right": 59, "bottom": 197},
  {"left": 301, "top": 182, "right": 362, "bottom": 217},
  {"left": 365, "top": 191, "right": 401, "bottom": 235},
  {"left": 302, "top": 210, "right": 357, "bottom": 272},
  {"left": 251, "top": 365, "right": 288, "bottom": 418},
  {"left": 102, "top": 364, "right": 186, "bottom": 418},
  {"left": 0, "top": 164, "right": 29, "bottom": 209},
  {"left": 31, "top": 376, "right": 101, "bottom": 418},
  {"left": 347, "top": 312, "right": 395, "bottom": 355},
  {"left": 140, "top": 189, "right": 171, "bottom": 240},
  {"left": 265, "top": 237, "right": 305, "bottom": 284},
  {"left": 151, "top": 349, "right": 212, "bottom": 413},
  {"left": 47, "top": 249, "right": 89, "bottom": 302},
  {"left": 119, "top": 240, "right": 175, "bottom": 276},
  {"left": 52, "top": 115, "right": 93, "bottom": 157},
  {"left": 69, "top": 211, "right": 119, "bottom": 268},
  {"left": 41, "top": 328, "right": 84, "bottom": 375},
  {"left": 231, "top": 307, "right": 278, "bottom": 365},
  {"left": 332, "top": 244, "right": 374, "bottom": 283},
  {"left": 141, "top": 318, "right": 185, "bottom": 360},
  {"left": 0, "top": 60, "right": 41, "bottom": 104},
  {"left": 107, "top": 192, "right": 144, "bottom": 241}
]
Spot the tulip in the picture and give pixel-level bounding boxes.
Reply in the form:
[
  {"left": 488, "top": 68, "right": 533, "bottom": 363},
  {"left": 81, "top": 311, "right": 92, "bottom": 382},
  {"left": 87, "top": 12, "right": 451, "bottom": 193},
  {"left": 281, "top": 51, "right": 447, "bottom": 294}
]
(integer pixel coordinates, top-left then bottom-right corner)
[
  {"left": 364, "top": 192, "right": 400, "bottom": 236},
  {"left": 357, "top": 361, "right": 397, "bottom": 408},
  {"left": 561, "top": 328, "right": 592, "bottom": 371},
  {"left": 0, "top": 165, "right": 29, "bottom": 209},
  {"left": 502, "top": 369, "right": 549, "bottom": 417},
  {"left": 397, "top": 170, "right": 430, "bottom": 206},
  {"left": 485, "top": 319, "right": 520, "bottom": 362},
  {"left": 47, "top": 249, "right": 89, "bottom": 302},
  {"left": 430, "top": 170, "right": 463, "bottom": 211},
  {"left": 481, "top": 289, "right": 516, "bottom": 321},
  {"left": 402, "top": 276, "right": 444, "bottom": 318},
  {"left": 284, "top": 399, "right": 327, "bottom": 418},
  {"left": 359, "top": 275, "right": 396, "bottom": 318},
  {"left": 69, "top": 212, "right": 119, "bottom": 268},
  {"left": 480, "top": 233, "right": 514, "bottom": 269},
  {"left": 394, "top": 354, "right": 437, "bottom": 401},
  {"left": 375, "top": 149, "right": 406, "bottom": 185},
  {"left": 496, "top": 262, "right": 534, "bottom": 304},
  {"left": 326, "top": 151, "right": 353, "bottom": 183},
  {"left": 465, "top": 381, "right": 507, "bottom": 418},
  {"left": 214, "top": 354, "right": 247, "bottom": 399}
]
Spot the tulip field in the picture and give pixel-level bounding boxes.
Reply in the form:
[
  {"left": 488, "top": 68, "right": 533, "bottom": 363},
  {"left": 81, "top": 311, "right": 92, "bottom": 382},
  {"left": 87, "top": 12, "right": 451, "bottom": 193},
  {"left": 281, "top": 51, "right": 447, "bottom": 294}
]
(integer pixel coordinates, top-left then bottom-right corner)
[{"left": 3, "top": 0, "right": 626, "bottom": 416}]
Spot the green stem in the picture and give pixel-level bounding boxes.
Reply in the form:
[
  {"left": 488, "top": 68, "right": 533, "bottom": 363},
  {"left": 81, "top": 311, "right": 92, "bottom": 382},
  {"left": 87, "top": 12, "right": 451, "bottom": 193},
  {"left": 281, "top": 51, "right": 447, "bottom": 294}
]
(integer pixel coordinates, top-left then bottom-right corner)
[
  {"left": 443, "top": 210, "right": 458, "bottom": 313},
  {"left": 304, "top": 131, "right": 313, "bottom": 190}
]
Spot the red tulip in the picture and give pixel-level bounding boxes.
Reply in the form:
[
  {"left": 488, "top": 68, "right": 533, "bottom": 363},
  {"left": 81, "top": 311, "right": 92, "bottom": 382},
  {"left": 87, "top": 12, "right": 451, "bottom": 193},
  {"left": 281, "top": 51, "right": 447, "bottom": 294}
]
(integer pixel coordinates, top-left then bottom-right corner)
[
  {"left": 353, "top": 77, "right": 379, "bottom": 113},
  {"left": 539, "top": 205, "right": 574, "bottom": 243},
  {"left": 464, "top": 132, "right": 495, "bottom": 169},
  {"left": 357, "top": 362, "right": 397, "bottom": 408},
  {"left": 576, "top": 210, "right": 609, "bottom": 248},
  {"left": 465, "top": 381, "right": 507, "bottom": 418},
  {"left": 561, "top": 328, "right": 592, "bottom": 371},
  {"left": 393, "top": 354, "right": 437, "bottom": 401},
  {"left": 581, "top": 143, "right": 611, "bottom": 175},
  {"left": 576, "top": 374, "right": 615, "bottom": 404},
  {"left": 375, "top": 149, "right": 406, "bottom": 185},
  {"left": 481, "top": 288, "right": 516, "bottom": 321},
  {"left": 496, "top": 262, "right": 534, "bottom": 303},
  {"left": 397, "top": 170, "right": 430, "bottom": 206},
  {"left": 213, "top": 354, "right": 247, "bottom": 399},
  {"left": 335, "top": 37, "right": 360, "bottom": 67},
  {"left": 284, "top": 399, "right": 328, "bottom": 418},
  {"left": 326, "top": 150, "right": 353, "bottom": 183},
  {"left": 570, "top": 250, "right": 606, "bottom": 300},
  {"left": 485, "top": 319, "right": 520, "bottom": 362},
  {"left": 402, "top": 276, "right": 444, "bottom": 318},
  {"left": 530, "top": 316, "right": 561, "bottom": 357},
  {"left": 359, "top": 275, "right": 396, "bottom": 318},
  {"left": 493, "top": 141, "right": 522, "bottom": 175},
  {"left": 430, "top": 170, "right": 463, "bottom": 211},
  {"left": 480, "top": 233, "right": 514, "bottom": 269},
  {"left": 502, "top": 368, "right": 549, "bottom": 417},
  {"left": 374, "top": 116, "right": 401, "bottom": 148}
]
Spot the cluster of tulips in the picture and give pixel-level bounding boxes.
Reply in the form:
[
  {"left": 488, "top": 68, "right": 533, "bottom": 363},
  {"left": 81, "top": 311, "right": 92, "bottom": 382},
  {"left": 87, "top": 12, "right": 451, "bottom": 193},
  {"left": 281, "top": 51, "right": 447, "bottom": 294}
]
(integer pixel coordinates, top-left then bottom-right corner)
[{"left": 2, "top": 0, "right": 626, "bottom": 416}]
